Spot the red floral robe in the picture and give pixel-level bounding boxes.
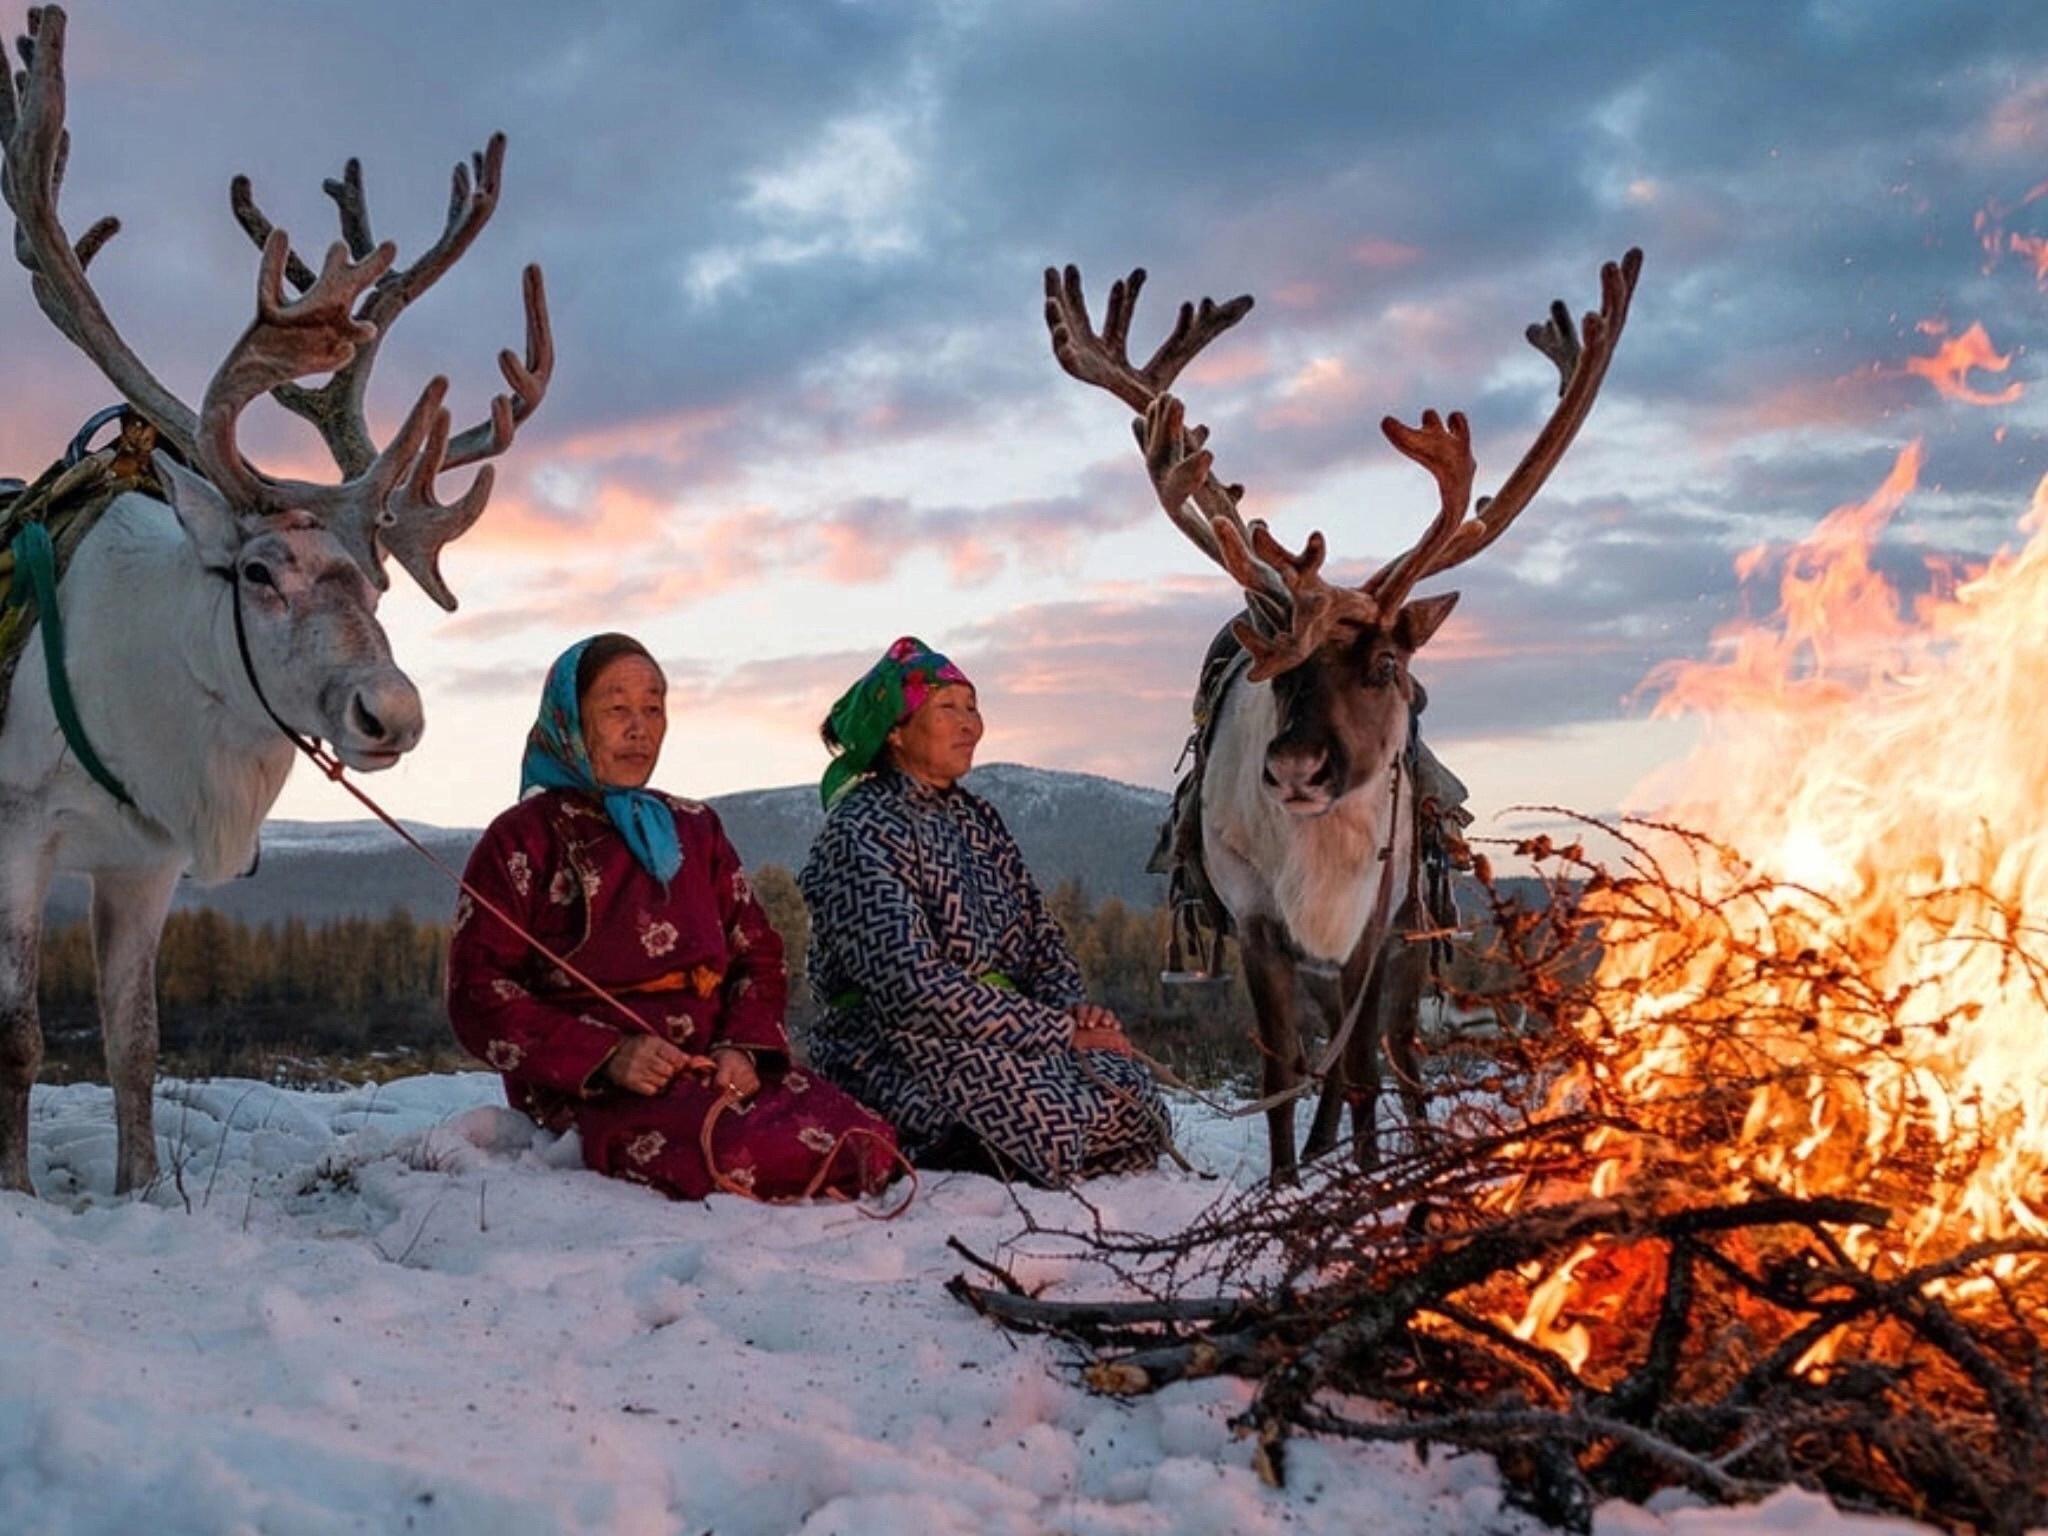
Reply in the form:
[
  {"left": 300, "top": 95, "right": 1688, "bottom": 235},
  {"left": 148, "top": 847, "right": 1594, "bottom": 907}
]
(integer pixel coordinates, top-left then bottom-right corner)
[{"left": 448, "top": 788, "right": 898, "bottom": 1201}]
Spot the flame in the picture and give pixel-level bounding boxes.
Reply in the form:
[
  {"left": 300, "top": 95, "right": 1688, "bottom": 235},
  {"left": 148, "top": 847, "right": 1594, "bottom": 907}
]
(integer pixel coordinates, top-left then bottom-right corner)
[
  {"left": 1902, "top": 321, "right": 2024, "bottom": 406},
  {"left": 1512, "top": 1242, "right": 1597, "bottom": 1372},
  {"left": 2011, "top": 234, "right": 2048, "bottom": 286},
  {"left": 1501, "top": 443, "right": 2048, "bottom": 1359},
  {"left": 1975, "top": 178, "right": 2048, "bottom": 282}
]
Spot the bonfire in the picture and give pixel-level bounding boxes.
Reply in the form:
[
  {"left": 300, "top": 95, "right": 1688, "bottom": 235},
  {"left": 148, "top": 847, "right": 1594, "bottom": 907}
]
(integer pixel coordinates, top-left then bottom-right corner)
[{"left": 952, "top": 442, "right": 2048, "bottom": 1534}]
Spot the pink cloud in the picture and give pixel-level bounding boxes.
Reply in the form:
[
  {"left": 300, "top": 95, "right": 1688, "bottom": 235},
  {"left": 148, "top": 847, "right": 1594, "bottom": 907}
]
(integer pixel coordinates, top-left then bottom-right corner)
[
  {"left": 433, "top": 487, "right": 1148, "bottom": 643},
  {"left": 1182, "top": 338, "right": 1273, "bottom": 388},
  {"left": 1257, "top": 354, "right": 1365, "bottom": 429},
  {"left": 1984, "top": 78, "right": 2048, "bottom": 153},
  {"left": 464, "top": 477, "right": 680, "bottom": 552},
  {"left": 550, "top": 407, "right": 741, "bottom": 471},
  {"left": 1693, "top": 368, "right": 1895, "bottom": 446},
  {"left": 0, "top": 378, "right": 102, "bottom": 473},
  {"left": 815, "top": 514, "right": 899, "bottom": 584},
  {"left": 1350, "top": 237, "right": 1423, "bottom": 270},
  {"left": 946, "top": 537, "right": 1003, "bottom": 584}
]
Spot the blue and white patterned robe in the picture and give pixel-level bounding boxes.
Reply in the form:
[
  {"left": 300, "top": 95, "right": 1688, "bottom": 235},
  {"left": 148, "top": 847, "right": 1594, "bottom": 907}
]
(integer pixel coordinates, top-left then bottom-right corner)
[{"left": 798, "top": 768, "right": 1167, "bottom": 1184}]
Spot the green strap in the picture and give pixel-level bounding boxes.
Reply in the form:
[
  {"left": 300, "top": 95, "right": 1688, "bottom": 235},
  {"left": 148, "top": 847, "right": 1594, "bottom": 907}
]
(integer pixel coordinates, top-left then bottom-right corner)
[
  {"left": 8, "top": 521, "right": 135, "bottom": 808},
  {"left": 830, "top": 970, "right": 1015, "bottom": 1013}
]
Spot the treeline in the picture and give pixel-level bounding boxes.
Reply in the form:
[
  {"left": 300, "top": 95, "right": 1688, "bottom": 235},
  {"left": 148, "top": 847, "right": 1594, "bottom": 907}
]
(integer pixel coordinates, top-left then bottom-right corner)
[
  {"left": 39, "top": 908, "right": 463, "bottom": 1084},
  {"left": 38, "top": 869, "right": 1264, "bottom": 1086},
  {"left": 44, "top": 908, "right": 447, "bottom": 1012},
  {"left": 41, "top": 867, "right": 1518, "bottom": 1088}
]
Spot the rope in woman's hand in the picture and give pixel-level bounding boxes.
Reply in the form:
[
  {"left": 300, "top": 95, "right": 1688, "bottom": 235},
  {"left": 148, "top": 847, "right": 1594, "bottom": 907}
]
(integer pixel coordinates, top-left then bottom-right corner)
[{"left": 698, "top": 1087, "right": 919, "bottom": 1219}]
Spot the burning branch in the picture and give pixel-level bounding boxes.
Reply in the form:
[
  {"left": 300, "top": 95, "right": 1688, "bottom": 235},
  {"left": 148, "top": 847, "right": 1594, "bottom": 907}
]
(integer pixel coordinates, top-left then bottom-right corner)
[{"left": 952, "top": 826, "right": 2048, "bottom": 1533}]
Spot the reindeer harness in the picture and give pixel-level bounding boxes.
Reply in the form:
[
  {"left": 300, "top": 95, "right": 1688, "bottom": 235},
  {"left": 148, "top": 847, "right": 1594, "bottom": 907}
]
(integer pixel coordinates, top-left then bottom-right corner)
[{"left": 1150, "top": 621, "right": 1473, "bottom": 983}]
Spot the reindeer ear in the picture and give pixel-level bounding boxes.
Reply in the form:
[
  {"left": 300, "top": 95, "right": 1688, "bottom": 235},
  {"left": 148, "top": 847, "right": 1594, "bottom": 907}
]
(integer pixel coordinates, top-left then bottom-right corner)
[
  {"left": 153, "top": 451, "right": 244, "bottom": 571},
  {"left": 1394, "top": 592, "right": 1459, "bottom": 652}
]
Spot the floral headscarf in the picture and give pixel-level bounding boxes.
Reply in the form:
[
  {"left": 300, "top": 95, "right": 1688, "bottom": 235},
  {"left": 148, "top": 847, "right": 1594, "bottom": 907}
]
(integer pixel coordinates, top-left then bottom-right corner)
[
  {"left": 520, "top": 637, "right": 683, "bottom": 883},
  {"left": 820, "top": 636, "right": 971, "bottom": 808}
]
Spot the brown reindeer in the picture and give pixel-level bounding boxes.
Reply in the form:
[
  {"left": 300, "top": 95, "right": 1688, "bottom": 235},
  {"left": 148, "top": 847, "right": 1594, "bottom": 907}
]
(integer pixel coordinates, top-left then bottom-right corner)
[
  {"left": 0, "top": 6, "right": 549, "bottom": 1195},
  {"left": 1045, "top": 249, "right": 1640, "bottom": 1182}
]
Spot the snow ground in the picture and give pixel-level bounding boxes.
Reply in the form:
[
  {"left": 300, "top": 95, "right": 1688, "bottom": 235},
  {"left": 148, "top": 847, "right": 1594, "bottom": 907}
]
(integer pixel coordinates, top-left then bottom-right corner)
[{"left": 3, "top": 1076, "right": 1940, "bottom": 1536}]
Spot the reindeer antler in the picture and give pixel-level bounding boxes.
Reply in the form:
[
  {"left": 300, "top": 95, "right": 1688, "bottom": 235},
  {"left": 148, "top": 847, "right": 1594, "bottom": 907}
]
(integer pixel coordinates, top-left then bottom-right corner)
[
  {"left": 380, "top": 391, "right": 492, "bottom": 609},
  {"left": 230, "top": 133, "right": 554, "bottom": 482},
  {"left": 1184, "top": 403, "right": 1478, "bottom": 680},
  {"left": 1045, "top": 265, "right": 1289, "bottom": 628},
  {"left": 0, "top": 6, "right": 198, "bottom": 453},
  {"left": 1214, "top": 518, "right": 1383, "bottom": 682},
  {"left": 192, "top": 232, "right": 487, "bottom": 603},
  {"left": 1365, "top": 248, "right": 1643, "bottom": 611},
  {"left": 1353, "top": 408, "right": 1477, "bottom": 618},
  {"left": 443, "top": 261, "right": 552, "bottom": 470},
  {"left": 2, "top": 7, "right": 542, "bottom": 611},
  {"left": 1049, "top": 249, "right": 1641, "bottom": 680}
]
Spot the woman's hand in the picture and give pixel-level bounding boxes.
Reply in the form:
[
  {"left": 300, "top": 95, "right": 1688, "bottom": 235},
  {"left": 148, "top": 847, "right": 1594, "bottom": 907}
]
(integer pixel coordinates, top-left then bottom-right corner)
[
  {"left": 604, "top": 1035, "right": 706, "bottom": 1096},
  {"left": 712, "top": 1047, "right": 761, "bottom": 1100},
  {"left": 1069, "top": 1004, "right": 1134, "bottom": 1056}
]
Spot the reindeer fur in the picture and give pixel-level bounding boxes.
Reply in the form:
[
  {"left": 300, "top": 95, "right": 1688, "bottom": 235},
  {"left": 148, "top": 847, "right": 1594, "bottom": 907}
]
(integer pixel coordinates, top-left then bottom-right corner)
[
  {"left": 0, "top": 5, "right": 548, "bottom": 1198},
  {"left": 0, "top": 476, "right": 417, "bottom": 1196},
  {"left": 1200, "top": 675, "right": 1413, "bottom": 966}
]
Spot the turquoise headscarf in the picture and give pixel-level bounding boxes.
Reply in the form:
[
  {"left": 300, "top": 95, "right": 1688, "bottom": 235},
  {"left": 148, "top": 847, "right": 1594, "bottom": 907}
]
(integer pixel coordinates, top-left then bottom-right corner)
[
  {"left": 820, "top": 636, "right": 971, "bottom": 808},
  {"left": 520, "top": 637, "right": 683, "bottom": 884}
]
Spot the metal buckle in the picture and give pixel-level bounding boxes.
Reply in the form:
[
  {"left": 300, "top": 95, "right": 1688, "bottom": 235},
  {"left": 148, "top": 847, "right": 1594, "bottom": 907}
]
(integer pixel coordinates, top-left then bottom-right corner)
[{"left": 64, "top": 403, "right": 128, "bottom": 467}]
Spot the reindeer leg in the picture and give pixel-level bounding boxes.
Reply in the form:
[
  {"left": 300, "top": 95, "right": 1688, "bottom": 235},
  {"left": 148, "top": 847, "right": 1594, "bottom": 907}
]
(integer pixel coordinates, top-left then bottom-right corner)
[
  {"left": 1300, "top": 968, "right": 1346, "bottom": 1163},
  {"left": 1342, "top": 947, "right": 1387, "bottom": 1173},
  {"left": 0, "top": 821, "right": 55, "bottom": 1195},
  {"left": 1241, "top": 916, "right": 1306, "bottom": 1186},
  {"left": 91, "top": 865, "right": 179, "bottom": 1197},
  {"left": 1381, "top": 925, "right": 1434, "bottom": 1156},
  {"left": 1347, "top": 905, "right": 1433, "bottom": 1171},
  {"left": 0, "top": 984, "right": 35, "bottom": 1196}
]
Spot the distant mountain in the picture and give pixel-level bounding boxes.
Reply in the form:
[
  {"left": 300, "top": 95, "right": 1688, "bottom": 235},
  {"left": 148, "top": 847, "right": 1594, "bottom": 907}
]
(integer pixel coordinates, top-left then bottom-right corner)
[{"left": 45, "top": 763, "right": 1172, "bottom": 927}]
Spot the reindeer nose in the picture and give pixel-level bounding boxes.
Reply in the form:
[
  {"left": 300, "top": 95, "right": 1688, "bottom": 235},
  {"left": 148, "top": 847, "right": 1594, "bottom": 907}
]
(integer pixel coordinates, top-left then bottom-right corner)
[
  {"left": 1264, "top": 749, "right": 1333, "bottom": 800},
  {"left": 349, "top": 695, "right": 385, "bottom": 742},
  {"left": 347, "top": 677, "right": 424, "bottom": 754}
]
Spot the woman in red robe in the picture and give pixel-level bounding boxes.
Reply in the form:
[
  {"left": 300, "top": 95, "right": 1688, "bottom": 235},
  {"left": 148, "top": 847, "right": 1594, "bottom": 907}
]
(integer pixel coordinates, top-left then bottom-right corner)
[{"left": 447, "top": 633, "right": 899, "bottom": 1201}]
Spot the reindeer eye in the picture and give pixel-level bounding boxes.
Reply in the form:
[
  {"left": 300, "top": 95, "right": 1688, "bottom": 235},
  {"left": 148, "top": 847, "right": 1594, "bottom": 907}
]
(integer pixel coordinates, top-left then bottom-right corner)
[
  {"left": 1371, "top": 654, "right": 1400, "bottom": 685},
  {"left": 243, "top": 561, "right": 277, "bottom": 590}
]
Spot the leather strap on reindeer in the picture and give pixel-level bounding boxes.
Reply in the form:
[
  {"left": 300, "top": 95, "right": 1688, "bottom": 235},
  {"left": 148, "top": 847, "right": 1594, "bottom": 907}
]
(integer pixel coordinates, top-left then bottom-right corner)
[
  {"left": 8, "top": 519, "right": 133, "bottom": 806},
  {"left": 1150, "top": 624, "right": 1472, "bottom": 985},
  {"left": 1152, "top": 625, "right": 1250, "bottom": 980}
]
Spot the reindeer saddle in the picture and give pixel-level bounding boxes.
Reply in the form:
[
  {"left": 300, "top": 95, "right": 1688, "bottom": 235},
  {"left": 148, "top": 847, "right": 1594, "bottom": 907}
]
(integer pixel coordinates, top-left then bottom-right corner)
[
  {"left": 1149, "top": 620, "right": 1475, "bottom": 982},
  {"left": 0, "top": 408, "right": 165, "bottom": 737}
]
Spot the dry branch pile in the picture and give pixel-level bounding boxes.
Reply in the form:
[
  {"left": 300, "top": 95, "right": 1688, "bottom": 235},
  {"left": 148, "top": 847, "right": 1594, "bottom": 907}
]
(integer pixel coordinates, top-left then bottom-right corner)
[{"left": 951, "top": 819, "right": 2048, "bottom": 1534}]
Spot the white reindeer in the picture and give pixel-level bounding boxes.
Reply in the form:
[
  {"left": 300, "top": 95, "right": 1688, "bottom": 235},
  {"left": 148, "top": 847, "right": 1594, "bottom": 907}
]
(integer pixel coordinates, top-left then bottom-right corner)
[
  {"left": 0, "top": 6, "right": 551, "bottom": 1195},
  {"left": 1046, "top": 250, "right": 1639, "bottom": 1181}
]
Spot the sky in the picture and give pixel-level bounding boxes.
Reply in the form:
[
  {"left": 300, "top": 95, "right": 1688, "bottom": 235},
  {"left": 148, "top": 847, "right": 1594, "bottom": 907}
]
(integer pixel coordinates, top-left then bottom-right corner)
[{"left": 4, "top": 0, "right": 2048, "bottom": 833}]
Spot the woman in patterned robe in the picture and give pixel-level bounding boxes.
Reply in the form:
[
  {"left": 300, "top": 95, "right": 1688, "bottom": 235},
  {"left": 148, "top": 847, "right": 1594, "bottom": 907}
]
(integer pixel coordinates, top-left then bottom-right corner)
[
  {"left": 798, "top": 638, "right": 1168, "bottom": 1186},
  {"left": 448, "top": 634, "right": 898, "bottom": 1202}
]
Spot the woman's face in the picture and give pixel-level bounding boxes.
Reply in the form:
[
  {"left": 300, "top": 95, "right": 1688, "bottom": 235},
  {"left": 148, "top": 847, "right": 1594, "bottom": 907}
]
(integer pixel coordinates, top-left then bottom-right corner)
[
  {"left": 580, "top": 654, "right": 668, "bottom": 789},
  {"left": 887, "top": 683, "right": 983, "bottom": 788}
]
